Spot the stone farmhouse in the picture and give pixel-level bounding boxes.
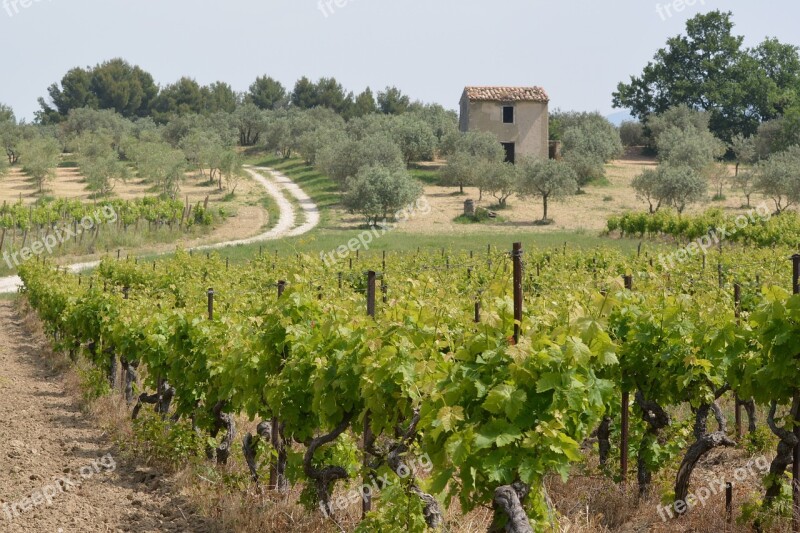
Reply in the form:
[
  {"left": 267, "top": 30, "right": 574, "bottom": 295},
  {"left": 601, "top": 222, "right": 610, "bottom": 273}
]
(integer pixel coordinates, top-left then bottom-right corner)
[{"left": 459, "top": 86, "right": 550, "bottom": 163}]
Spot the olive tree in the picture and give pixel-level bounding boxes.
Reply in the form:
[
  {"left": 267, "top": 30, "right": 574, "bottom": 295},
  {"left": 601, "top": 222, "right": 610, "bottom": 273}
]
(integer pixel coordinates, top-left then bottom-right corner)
[
  {"left": 637, "top": 164, "right": 707, "bottom": 214},
  {"left": 704, "top": 163, "right": 732, "bottom": 200},
  {"left": 298, "top": 126, "right": 348, "bottom": 166},
  {"left": 646, "top": 105, "right": 711, "bottom": 145},
  {"left": 180, "top": 129, "right": 228, "bottom": 183},
  {"left": 656, "top": 125, "right": 726, "bottom": 171},
  {"left": 62, "top": 108, "right": 132, "bottom": 154},
  {"left": 755, "top": 146, "right": 800, "bottom": 213},
  {"left": 754, "top": 109, "right": 800, "bottom": 158},
  {"left": 478, "top": 161, "right": 518, "bottom": 208},
  {"left": 22, "top": 136, "right": 61, "bottom": 193},
  {"left": 560, "top": 113, "right": 623, "bottom": 160},
  {"left": 733, "top": 170, "right": 757, "bottom": 207},
  {"left": 220, "top": 151, "right": 245, "bottom": 194},
  {"left": 658, "top": 165, "right": 709, "bottom": 213},
  {"left": 631, "top": 168, "right": 662, "bottom": 213},
  {"left": 516, "top": 157, "right": 577, "bottom": 223},
  {"left": 75, "top": 133, "right": 129, "bottom": 196},
  {"left": 232, "top": 103, "right": 268, "bottom": 146},
  {"left": 342, "top": 165, "right": 422, "bottom": 226},
  {"left": 389, "top": 114, "right": 437, "bottom": 164},
  {"left": 562, "top": 150, "right": 606, "bottom": 192},
  {"left": 441, "top": 152, "right": 482, "bottom": 196},
  {"left": 0, "top": 119, "right": 25, "bottom": 165},
  {"left": 127, "top": 139, "right": 187, "bottom": 198},
  {"left": 730, "top": 133, "right": 758, "bottom": 176},
  {"left": 441, "top": 132, "right": 505, "bottom": 193},
  {"left": 550, "top": 111, "right": 623, "bottom": 190},
  {"left": 632, "top": 164, "right": 708, "bottom": 214},
  {"left": 317, "top": 133, "right": 405, "bottom": 184},
  {"left": 409, "top": 104, "right": 458, "bottom": 146}
]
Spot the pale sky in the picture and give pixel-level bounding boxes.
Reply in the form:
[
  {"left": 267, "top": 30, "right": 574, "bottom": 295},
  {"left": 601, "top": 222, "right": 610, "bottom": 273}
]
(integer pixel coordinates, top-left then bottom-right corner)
[{"left": 1, "top": 0, "right": 799, "bottom": 122}]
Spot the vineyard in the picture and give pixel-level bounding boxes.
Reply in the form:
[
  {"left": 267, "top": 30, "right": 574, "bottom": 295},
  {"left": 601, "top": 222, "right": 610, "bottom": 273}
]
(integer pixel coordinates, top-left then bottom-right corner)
[
  {"left": 0, "top": 197, "right": 224, "bottom": 270},
  {"left": 16, "top": 241, "right": 800, "bottom": 532},
  {"left": 607, "top": 208, "right": 800, "bottom": 248}
]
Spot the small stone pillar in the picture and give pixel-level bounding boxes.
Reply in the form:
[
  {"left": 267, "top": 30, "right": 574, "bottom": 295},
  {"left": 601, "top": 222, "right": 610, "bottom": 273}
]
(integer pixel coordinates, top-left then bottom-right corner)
[{"left": 464, "top": 199, "right": 475, "bottom": 216}]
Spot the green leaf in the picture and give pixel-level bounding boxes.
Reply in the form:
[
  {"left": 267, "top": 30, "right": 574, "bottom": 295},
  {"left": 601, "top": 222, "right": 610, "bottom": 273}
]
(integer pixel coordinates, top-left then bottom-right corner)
[
  {"left": 475, "top": 420, "right": 522, "bottom": 449},
  {"left": 536, "top": 372, "right": 561, "bottom": 393},
  {"left": 483, "top": 384, "right": 513, "bottom": 415}
]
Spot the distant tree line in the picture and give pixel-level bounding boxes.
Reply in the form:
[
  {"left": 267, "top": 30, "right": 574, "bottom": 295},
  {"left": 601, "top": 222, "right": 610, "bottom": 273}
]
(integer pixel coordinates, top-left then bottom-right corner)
[
  {"left": 34, "top": 58, "right": 425, "bottom": 125},
  {"left": 3, "top": 68, "right": 461, "bottom": 225}
]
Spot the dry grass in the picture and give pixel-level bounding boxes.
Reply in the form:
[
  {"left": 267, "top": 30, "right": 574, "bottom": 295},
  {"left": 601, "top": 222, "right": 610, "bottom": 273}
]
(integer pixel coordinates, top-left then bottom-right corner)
[{"left": 387, "top": 150, "right": 773, "bottom": 236}]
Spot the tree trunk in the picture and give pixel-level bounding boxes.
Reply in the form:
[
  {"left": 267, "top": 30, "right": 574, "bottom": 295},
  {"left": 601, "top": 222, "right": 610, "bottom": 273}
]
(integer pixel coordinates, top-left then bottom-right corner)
[
  {"left": 635, "top": 391, "right": 671, "bottom": 497},
  {"left": 268, "top": 418, "right": 289, "bottom": 491},
  {"left": 597, "top": 416, "right": 612, "bottom": 467},
  {"left": 132, "top": 391, "right": 160, "bottom": 420},
  {"left": 156, "top": 380, "right": 175, "bottom": 416},
  {"left": 488, "top": 481, "right": 533, "bottom": 533},
  {"left": 120, "top": 358, "right": 138, "bottom": 404},
  {"left": 542, "top": 195, "right": 549, "bottom": 221},
  {"left": 243, "top": 421, "right": 272, "bottom": 483},
  {"left": 741, "top": 398, "right": 757, "bottom": 433},
  {"left": 304, "top": 413, "right": 354, "bottom": 518},
  {"left": 362, "top": 410, "right": 443, "bottom": 529},
  {"left": 674, "top": 402, "right": 735, "bottom": 510},
  {"left": 764, "top": 400, "right": 799, "bottom": 505},
  {"left": 210, "top": 401, "right": 236, "bottom": 465}
]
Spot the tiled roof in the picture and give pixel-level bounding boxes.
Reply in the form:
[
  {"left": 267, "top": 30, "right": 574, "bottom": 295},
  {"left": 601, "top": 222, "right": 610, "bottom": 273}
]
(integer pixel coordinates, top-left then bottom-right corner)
[{"left": 463, "top": 86, "right": 549, "bottom": 103}]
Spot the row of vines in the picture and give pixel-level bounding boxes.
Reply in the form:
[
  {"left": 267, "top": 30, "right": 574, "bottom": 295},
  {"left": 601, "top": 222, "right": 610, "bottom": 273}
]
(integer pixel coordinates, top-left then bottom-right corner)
[
  {"left": 607, "top": 207, "right": 800, "bottom": 248},
  {"left": 17, "top": 242, "right": 800, "bottom": 531},
  {"left": 0, "top": 197, "right": 224, "bottom": 263}
]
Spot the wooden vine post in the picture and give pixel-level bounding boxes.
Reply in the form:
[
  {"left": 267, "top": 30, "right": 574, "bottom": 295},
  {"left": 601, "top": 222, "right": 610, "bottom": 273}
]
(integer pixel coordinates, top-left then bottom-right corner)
[
  {"left": 621, "top": 274, "right": 633, "bottom": 484},
  {"left": 512, "top": 242, "right": 523, "bottom": 345},
  {"left": 267, "top": 280, "right": 287, "bottom": 491},
  {"left": 734, "top": 282, "right": 742, "bottom": 438},
  {"left": 363, "top": 271, "right": 377, "bottom": 518}
]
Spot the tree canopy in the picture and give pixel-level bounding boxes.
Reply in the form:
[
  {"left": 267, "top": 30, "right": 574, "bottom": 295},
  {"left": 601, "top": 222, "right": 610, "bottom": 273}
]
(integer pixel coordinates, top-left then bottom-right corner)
[
  {"left": 247, "top": 76, "right": 287, "bottom": 110},
  {"left": 343, "top": 165, "right": 422, "bottom": 225},
  {"left": 613, "top": 11, "right": 800, "bottom": 141},
  {"left": 553, "top": 111, "right": 623, "bottom": 189},
  {"left": 631, "top": 165, "right": 708, "bottom": 214},
  {"left": 516, "top": 157, "right": 577, "bottom": 222},
  {"left": 37, "top": 59, "right": 158, "bottom": 123},
  {"left": 755, "top": 146, "right": 800, "bottom": 213},
  {"left": 21, "top": 135, "right": 61, "bottom": 193}
]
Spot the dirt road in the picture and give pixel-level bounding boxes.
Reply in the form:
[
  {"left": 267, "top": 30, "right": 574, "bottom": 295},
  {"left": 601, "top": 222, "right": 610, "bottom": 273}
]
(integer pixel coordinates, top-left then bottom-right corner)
[{"left": 0, "top": 302, "right": 217, "bottom": 532}]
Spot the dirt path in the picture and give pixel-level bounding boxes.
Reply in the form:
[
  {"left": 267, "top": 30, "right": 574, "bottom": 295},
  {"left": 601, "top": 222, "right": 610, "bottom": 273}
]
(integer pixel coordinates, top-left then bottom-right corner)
[
  {"left": 251, "top": 167, "right": 320, "bottom": 237},
  {"left": 0, "top": 168, "right": 319, "bottom": 294},
  {"left": 0, "top": 302, "right": 218, "bottom": 532}
]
